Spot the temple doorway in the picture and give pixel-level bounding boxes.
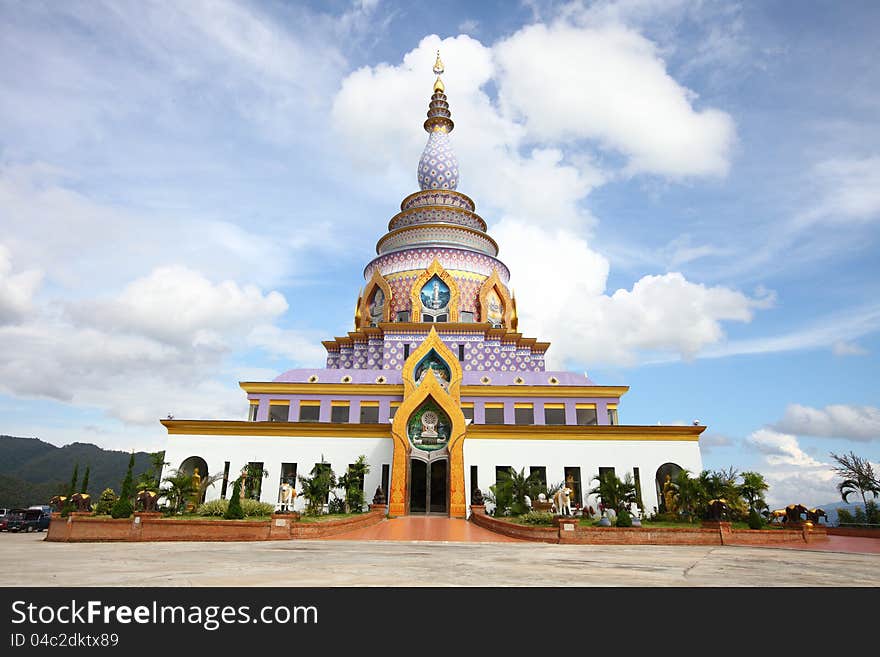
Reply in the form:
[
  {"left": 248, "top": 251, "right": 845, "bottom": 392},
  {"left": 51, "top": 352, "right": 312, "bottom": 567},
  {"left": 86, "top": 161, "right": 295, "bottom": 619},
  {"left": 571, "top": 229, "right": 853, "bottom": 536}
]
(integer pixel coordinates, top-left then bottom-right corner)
[{"left": 409, "top": 457, "right": 448, "bottom": 515}]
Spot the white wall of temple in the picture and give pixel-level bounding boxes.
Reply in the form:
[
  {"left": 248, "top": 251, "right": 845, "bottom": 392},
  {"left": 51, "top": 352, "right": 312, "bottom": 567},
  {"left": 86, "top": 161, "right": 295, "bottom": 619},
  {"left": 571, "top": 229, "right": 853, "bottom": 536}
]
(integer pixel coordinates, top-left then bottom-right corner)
[
  {"left": 163, "top": 434, "right": 394, "bottom": 512},
  {"left": 463, "top": 439, "right": 703, "bottom": 516}
]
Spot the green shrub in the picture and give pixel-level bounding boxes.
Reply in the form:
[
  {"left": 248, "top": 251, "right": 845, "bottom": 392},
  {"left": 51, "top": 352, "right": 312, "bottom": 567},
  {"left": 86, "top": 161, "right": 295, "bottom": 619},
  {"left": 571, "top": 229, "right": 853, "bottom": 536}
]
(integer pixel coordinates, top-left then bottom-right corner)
[
  {"left": 328, "top": 496, "right": 346, "bottom": 515},
  {"left": 615, "top": 509, "right": 632, "bottom": 527},
  {"left": 520, "top": 511, "right": 555, "bottom": 526},
  {"left": 837, "top": 508, "right": 854, "bottom": 525},
  {"left": 224, "top": 479, "right": 244, "bottom": 520},
  {"left": 197, "top": 499, "right": 228, "bottom": 516},
  {"left": 866, "top": 500, "right": 879, "bottom": 525},
  {"left": 748, "top": 509, "right": 764, "bottom": 529},
  {"left": 240, "top": 499, "right": 275, "bottom": 517},
  {"left": 110, "top": 497, "right": 133, "bottom": 519},
  {"left": 93, "top": 488, "right": 117, "bottom": 516}
]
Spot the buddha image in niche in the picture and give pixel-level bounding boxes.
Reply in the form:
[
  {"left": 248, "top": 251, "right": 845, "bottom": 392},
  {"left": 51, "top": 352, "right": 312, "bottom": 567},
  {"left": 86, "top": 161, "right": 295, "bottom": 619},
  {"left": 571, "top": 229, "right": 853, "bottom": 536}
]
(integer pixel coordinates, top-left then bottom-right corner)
[
  {"left": 369, "top": 287, "right": 385, "bottom": 325},
  {"left": 486, "top": 289, "right": 503, "bottom": 327},
  {"left": 420, "top": 277, "right": 450, "bottom": 311}
]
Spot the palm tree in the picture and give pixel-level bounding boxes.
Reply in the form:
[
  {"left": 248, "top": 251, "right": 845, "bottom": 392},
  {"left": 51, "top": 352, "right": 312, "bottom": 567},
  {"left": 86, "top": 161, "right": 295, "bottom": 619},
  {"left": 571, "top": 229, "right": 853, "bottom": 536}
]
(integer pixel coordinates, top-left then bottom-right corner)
[
  {"left": 497, "top": 467, "right": 542, "bottom": 515},
  {"left": 672, "top": 470, "right": 700, "bottom": 522},
  {"left": 161, "top": 469, "right": 196, "bottom": 514},
  {"left": 830, "top": 451, "right": 880, "bottom": 517},
  {"left": 588, "top": 471, "right": 636, "bottom": 516},
  {"left": 739, "top": 471, "right": 769, "bottom": 514}
]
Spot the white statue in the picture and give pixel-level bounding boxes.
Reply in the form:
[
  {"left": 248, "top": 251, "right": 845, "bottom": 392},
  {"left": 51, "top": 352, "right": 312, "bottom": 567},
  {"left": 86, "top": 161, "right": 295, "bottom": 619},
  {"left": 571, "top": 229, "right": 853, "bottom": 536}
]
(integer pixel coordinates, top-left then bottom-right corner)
[
  {"left": 369, "top": 288, "right": 384, "bottom": 325},
  {"left": 279, "top": 482, "right": 294, "bottom": 512},
  {"left": 420, "top": 410, "right": 439, "bottom": 438},
  {"left": 431, "top": 281, "right": 440, "bottom": 309}
]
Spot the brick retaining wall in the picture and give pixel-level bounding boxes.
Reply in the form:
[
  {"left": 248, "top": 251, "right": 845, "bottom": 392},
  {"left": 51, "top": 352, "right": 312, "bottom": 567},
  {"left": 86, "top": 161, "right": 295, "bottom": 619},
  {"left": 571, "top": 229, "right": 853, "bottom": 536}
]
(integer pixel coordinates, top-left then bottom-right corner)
[
  {"left": 46, "top": 509, "right": 385, "bottom": 543},
  {"left": 469, "top": 508, "right": 827, "bottom": 546},
  {"left": 469, "top": 506, "right": 557, "bottom": 543}
]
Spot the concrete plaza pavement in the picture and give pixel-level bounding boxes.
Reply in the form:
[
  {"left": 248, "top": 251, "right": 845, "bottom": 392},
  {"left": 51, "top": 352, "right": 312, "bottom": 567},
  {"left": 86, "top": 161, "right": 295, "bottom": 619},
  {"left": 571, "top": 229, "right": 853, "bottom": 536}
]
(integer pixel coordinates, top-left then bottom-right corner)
[{"left": 1, "top": 530, "right": 877, "bottom": 587}]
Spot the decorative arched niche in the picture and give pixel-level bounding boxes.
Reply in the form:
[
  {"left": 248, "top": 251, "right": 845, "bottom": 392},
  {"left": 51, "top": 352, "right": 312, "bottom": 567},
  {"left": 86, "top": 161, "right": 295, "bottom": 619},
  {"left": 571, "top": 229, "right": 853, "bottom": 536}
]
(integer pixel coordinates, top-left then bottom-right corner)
[
  {"left": 401, "top": 327, "right": 461, "bottom": 401},
  {"left": 359, "top": 269, "right": 393, "bottom": 327},
  {"left": 478, "top": 268, "right": 512, "bottom": 328},
  {"left": 409, "top": 258, "right": 460, "bottom": 323}
]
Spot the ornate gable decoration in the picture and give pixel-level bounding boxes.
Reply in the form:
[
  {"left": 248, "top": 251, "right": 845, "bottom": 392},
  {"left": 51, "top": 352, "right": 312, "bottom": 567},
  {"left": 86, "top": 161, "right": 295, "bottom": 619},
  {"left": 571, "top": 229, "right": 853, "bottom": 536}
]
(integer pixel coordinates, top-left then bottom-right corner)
[
  {"left": 477, "top": 267, "right": 512, "bottom": 328},
  {"left": 401, "top": 327, "right": 462, "bottom": 402},
  {"left": 409, "top": 258, "right": 460, "bottom": 323},
  {"left": 359, "top": 269, "right": 393, "bottom": 327}
]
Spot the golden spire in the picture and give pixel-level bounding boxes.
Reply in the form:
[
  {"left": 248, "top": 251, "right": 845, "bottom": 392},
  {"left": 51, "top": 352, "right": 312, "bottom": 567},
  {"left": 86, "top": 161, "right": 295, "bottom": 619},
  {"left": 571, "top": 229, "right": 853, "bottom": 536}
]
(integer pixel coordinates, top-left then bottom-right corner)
[
  {"left": 433, "top": 50, "right": 445, "bottom": 93},
  {"left": 354, "top": 288, "right": 363, "bottom": 328},
  {"left": 511, "top": 291, "right": 519, "bottom": 331}
]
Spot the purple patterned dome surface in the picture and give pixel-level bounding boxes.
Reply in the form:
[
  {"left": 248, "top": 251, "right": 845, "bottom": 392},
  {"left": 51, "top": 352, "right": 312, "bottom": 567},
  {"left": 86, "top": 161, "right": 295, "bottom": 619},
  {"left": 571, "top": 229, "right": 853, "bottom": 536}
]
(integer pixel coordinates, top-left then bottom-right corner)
[{"left": 418, "top": 130, "right": 459, "bottom": 191}]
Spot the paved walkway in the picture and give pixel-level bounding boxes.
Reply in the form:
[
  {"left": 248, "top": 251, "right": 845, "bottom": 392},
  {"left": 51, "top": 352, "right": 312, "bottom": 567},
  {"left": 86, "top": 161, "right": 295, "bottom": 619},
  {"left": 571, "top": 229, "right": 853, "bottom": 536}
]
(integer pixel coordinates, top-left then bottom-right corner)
[
  {"left": 1, "top": 532, "right": 877, "bottom": 586},
  {"left": 325, "top": 516, "right": 523, "bottom": 542}
]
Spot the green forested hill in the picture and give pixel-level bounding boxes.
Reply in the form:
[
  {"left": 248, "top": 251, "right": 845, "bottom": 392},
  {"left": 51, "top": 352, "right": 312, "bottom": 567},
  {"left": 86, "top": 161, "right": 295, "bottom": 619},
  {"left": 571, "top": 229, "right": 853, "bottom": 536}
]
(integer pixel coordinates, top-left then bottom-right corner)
[{"left": 0, "top": 435, "right": 155, "bottom": 509}]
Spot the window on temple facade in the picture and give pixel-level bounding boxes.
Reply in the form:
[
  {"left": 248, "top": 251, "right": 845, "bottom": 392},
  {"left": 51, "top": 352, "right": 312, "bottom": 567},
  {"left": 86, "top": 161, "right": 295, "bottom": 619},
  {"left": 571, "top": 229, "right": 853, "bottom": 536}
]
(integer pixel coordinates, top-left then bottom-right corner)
[
  {"left": 269, "top": 402, "right": 289, "bottom": 422},
  {"left": 389, "top": 403, "right": 399, "bottom": 419},
  {"left": 461, "top": 404, "right": 474, "bottom": 422},
  {"left": 331, "top": 403, "right": 350, "bottom": 423},
  {"left": 248, "top": 403, "right": 259, "bottom": 422},
  {"left": 544, "top": 404, "right": 565, "bottom": 425},
  {"left": 397, "top": 311, "right": 410, "bottom": 322},
  {"left": 607, "top": 406, "right": 619, "bottom": 425},
  {"left": 299, "top": 402, "right": 320, "bottom": 422},
  {"left": 514, "top": 404, "right": 534, "bottom": 425},
  {"left": 529, "top": 466, "right": 547, "bottom": 490},
  {"left": 460, "top": 311, "right": 474, "bottom": 322},
  {"left": 484, "top": 404, "right": 504, "bottom": 424},
  {"left": 360, "top": 403, "right": 379, "bottom": 423},
  {"left": 458, "top": 344, "right": 465, "bottom": 361},
  {"left": 576, "top": 405, "right": 598, "bottom": 426}
]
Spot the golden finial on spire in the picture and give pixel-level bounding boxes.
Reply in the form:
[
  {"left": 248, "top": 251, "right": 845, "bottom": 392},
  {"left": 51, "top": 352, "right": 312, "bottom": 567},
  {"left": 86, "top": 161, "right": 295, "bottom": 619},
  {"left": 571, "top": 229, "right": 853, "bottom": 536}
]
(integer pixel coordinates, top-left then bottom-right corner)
[
  {"left": 433, "top": 50, "right": 445, "bottom": 93},
  {"left": 354, "top": 288, "right": 363, "bottom": 327}
]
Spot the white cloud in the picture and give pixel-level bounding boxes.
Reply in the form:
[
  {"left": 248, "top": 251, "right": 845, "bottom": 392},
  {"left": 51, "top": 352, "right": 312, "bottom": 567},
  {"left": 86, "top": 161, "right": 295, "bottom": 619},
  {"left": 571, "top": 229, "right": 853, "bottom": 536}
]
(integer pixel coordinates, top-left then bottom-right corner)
[
  {"left": 744, "top": 428, "right": 837, "bottom": 507},
  {"left": 247, "top": 324, "right": 327, "bottom": 367},
  {"left": 762, "top": 469, "right": 839, "bottom": 510},
  {"left": 69, "top": 266, "right": 288, "bottom": 348},
  {"left": 699, "top": 432, "right": 734, "bottom": 454},
  {"left": 691, "top": 303, "right": 880, "bottom": 361},
  {"left": 496, "top": 220, "right": 768, "bottom": 366},
  {"left": 832, "top": 341, "right": 868, "bottom": 356},
  {"left": 774, "top": 404, "right": 880, "bottom": 442},
  {"left": 746, "top": 428, "right": 825, "bottom": 468},
  {"left": 494, "top": 21, "right": 735, "bottom": 177},
  {"left": 0, "top": 265, "right": 291, "bottom": 425},
  {"left": 799, "top": 156, "right": 880, "bottom": 225},
  {"left": 0, "top": 244, "right": 42, "bottom": 325}
]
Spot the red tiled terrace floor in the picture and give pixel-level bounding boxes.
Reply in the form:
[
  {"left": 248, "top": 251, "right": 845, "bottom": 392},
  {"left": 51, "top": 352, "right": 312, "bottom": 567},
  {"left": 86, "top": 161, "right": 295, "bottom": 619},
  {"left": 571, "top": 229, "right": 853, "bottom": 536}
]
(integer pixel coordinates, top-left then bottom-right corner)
[
  {"left": 324, "top": 516, "right": 524, "bottom": 542},
  {"left": 734, "top": 535, "right": 880, "bottom": 554}
]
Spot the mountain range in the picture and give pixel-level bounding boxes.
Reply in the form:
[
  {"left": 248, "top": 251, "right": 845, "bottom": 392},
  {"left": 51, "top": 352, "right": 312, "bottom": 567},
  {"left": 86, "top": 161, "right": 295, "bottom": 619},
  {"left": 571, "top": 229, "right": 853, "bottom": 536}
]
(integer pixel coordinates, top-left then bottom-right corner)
[{"left": 0, "top": 435, "right": 155, "bottom": 509}]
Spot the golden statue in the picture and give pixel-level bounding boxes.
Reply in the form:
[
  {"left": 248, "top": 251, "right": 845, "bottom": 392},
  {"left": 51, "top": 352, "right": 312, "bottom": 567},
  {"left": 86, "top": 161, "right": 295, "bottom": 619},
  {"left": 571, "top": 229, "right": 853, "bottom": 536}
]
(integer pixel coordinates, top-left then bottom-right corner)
[
  {"left": 566, "top": 474, "right": 576, "bottom": 503},
  {"left": 662, "top": 474, "right": 677, "bottom": 513},
  {"left": 190, "top": 467, "right": 202, "bottom": 508}
]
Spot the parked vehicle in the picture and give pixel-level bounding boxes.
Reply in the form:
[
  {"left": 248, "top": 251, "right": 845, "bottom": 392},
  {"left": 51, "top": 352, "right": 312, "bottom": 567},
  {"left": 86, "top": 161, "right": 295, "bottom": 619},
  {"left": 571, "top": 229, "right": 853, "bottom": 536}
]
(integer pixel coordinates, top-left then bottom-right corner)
[
  {"left": 0, "top": 508, "right": 9, "bottom": 531},
  {"left": 5, "top": 508, "right": 50, "bottom": 532}
]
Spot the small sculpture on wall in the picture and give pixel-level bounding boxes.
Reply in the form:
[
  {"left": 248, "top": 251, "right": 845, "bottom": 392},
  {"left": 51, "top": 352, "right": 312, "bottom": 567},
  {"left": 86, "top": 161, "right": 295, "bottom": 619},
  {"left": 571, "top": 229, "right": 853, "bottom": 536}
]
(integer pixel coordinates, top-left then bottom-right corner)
[
  {"left": 471, "top": 488, "right": 484, "bottom": 506},
  {"left": 372, "top": 486, "right": 386, "bottom": 505}
]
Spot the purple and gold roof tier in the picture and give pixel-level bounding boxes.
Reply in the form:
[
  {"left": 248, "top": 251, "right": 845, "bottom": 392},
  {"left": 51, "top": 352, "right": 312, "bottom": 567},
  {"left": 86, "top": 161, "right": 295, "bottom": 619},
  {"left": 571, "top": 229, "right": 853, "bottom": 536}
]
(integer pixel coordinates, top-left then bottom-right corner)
[
  {"left": 388, "top": 205, "right": 486, "bottom": 233},
  {"left": 377, "top": 224, "right": 499, "bottom": 257},
  {"left": 400, "top": 189, "right": 475, "bottom": 214},
  {"left": 365, "top": 247, "right": 509, "bottom": 282}
]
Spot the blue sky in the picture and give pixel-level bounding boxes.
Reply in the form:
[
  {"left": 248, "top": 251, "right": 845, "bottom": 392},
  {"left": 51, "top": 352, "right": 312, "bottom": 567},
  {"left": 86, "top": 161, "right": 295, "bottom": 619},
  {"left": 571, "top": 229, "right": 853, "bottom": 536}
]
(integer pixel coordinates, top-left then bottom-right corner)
[{"left": 0, "top": 0, "right": 878, "bottom": 507}]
